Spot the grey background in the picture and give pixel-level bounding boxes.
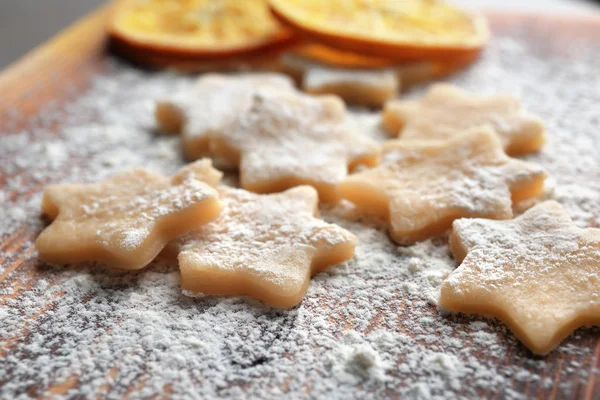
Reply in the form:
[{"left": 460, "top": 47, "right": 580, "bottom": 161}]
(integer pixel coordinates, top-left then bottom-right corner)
[{"left": 0, "top": 0, "right": 599, "bottom": 70}]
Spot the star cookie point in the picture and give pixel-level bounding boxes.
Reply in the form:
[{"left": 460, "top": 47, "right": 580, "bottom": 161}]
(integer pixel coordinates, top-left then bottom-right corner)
[
  {"left": 175, "top": 186, "right": 357, "bottom": 308},
  {"left": 35, "top": 160, "right": 223, "bottom": 270},
  {"left": 440, "top": 201, "right": 600, "bottom": 355},
  {"left": 339, "top": 128, "right": 546, "bottom": 245},
  {"left": 382, "top": 83, "right": 546, "bottom": 156}
]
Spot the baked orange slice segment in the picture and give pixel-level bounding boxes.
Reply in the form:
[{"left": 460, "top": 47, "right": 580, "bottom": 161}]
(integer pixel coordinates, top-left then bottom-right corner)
[
  {"left": 292, "top": 42, "right": 398, "bottom": 69},
  {"left": 289, "top": 42, "right": 479, "bottom": 81},
  {"left": 109, "top": 0, "right": 296, "bottom": 59},
  {"left": 269, "top": 0, "right": 489, "bottom": 61}
]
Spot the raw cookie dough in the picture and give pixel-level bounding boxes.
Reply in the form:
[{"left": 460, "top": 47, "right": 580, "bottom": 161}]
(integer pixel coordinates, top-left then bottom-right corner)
[
  {"left": 280, "top": 52, "right": 476, "bottom": 93},
  {"left": 212, "top": 89, "right": 380, "bottom": 202},
  {"left": 155, "top": 73, "right": 295, "bottom": 161},
  {"left": 440, "top": 201, "right": 600, "bottom": 355},
  {"left": 35, "top": 159, "right": 223, "bottom": 270},
  {"left": 278, "top": 53, "right": 318, "bottom": 84},
  {"left": 382, "top": 84, "right": 546, "bottom": 155},
  {"left": 175, "top": 185, "right": 357, "bottom": 308},
  {"left": 302, "top": 67, "right": 399, "bottom": 108},
  {"left": 337, "top": 128, "right": 547, "bottom": 245}
]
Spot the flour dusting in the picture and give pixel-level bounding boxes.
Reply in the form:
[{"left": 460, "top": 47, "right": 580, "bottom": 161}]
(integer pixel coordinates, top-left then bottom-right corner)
[{"left": 0, "top": 27, "right": 599, "bottom": 399}]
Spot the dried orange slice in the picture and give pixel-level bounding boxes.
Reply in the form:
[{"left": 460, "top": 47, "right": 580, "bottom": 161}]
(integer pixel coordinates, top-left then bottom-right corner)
[
  {"left": 290, "top": 42, "right": 478, "bottom": 73},
  {"left": 109, "top": 0, "right": 296, "bottom": 59},
  {"left": 268, "top": 0, "right": 489, "bottom": 61},
  {"left": 292, "top": 43, "right": 398, "bottom": 69}
]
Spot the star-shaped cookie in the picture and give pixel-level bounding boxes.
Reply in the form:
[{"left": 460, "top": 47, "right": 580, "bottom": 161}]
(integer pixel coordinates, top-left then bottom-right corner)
[
  {"left": 302, "top": 66, "right": 399, "bottom": 108},
  {"left": 211, "top": 89, "right": 381, "bottom": 202},
  {"left": 155, "top": 73, "right": 295, "bottom": 161},
  {"left": 382, "top": 84, "right": 546, "bottom": 155},
  {"left": 35, "top": 159, "right": 223, "bottom": 270},
  {"left": 337, "top": 128, "right": 547, "bottom": 245},
  {"left": 440, "top": 201, "right": 600, "bottom": 355},
  {"left": 174, "top": 185, "right": 357, "bottom": 308}
]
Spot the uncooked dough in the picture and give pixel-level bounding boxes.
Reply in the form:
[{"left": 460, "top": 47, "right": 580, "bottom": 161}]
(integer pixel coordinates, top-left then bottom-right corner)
[
  {"left": 212, "top": 89, "right": 380, "bottom": 202},
  {"left": 175, "top": 185, "right": 357, "bottom": 308},
  {"left": 382, "top": 84, "right": 546, "bottom": 155},
  {"left": 440, "top": 201, "right": 600, "bottom": 355},
  {"left": 338, "top": 128, "right": 547, "bottom": 244},
  {"left": 35, "top": 159, "right": 223, "bottom": 270}
]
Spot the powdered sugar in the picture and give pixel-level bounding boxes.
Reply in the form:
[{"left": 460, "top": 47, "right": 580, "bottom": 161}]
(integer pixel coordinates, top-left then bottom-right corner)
[
  {"left": 324, "top": 331, "right": 390, "bottom": 383},
  {"left": 119, "top": 227, "right": 150, "bottom": 250},
  {"left": 0, "top": 24, "right": 599, "bottom": 399}
]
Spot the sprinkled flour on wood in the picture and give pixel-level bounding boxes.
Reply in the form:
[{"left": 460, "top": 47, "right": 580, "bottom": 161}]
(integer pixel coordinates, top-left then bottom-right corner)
[{"left": 0, "top": 25, "right": 599, "bottom": 399}]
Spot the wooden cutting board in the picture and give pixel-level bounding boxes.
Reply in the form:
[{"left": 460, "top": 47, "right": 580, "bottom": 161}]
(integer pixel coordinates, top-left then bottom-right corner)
[{"left": 1, "top": 4, "right": 599, "bottom": 399}]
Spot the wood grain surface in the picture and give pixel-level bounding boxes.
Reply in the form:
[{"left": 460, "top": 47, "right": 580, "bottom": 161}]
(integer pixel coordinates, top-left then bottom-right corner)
[{"left": 0, "top": 4, "right": 599, "bottom": 399}]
